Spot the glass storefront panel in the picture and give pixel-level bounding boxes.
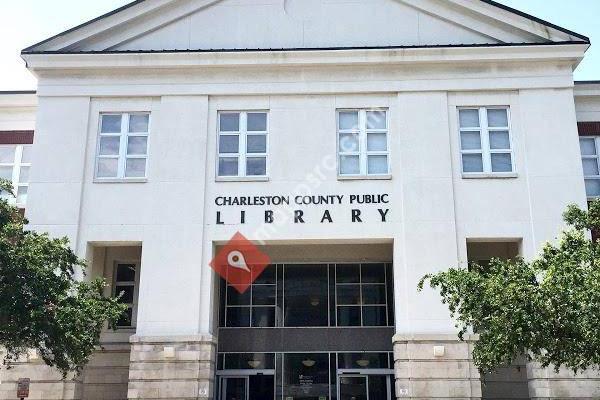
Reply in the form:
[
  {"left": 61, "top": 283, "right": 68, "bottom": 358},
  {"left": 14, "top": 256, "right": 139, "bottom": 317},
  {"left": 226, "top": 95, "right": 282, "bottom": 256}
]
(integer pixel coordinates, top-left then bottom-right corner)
[
  {"left": 284, "top": 353, "right": 330, "bottom": 400},
  {"left": 284, "top": 265, "right": 329, "bottom": 327}
]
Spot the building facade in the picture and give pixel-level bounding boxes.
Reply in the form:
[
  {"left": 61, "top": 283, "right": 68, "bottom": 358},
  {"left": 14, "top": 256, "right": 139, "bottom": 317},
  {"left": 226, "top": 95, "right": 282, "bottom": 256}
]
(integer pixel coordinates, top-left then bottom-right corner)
[{"left": 1, "top": 0, "right": 600, "bottom": 399}]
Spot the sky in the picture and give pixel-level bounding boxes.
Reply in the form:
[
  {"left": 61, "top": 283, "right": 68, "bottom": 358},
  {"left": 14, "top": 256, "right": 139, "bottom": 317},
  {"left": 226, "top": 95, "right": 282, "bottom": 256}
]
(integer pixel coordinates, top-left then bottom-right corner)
[{"left": 0, "top": 0, "right": 598, "bottom": 91}]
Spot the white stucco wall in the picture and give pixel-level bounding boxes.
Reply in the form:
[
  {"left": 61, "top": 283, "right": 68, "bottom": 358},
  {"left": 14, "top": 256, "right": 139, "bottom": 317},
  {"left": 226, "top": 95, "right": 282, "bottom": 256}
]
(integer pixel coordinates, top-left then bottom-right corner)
[{"left": 0, "top": 93, "right": 37, "bottom": 131}]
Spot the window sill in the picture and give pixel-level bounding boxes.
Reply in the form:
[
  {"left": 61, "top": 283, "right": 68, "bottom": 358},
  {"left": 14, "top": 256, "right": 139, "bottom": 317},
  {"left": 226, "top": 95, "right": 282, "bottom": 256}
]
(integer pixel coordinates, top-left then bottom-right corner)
[
  {"left": 216, "top": 176, "right": 269, "bottom": 182},
  {"left": 338, "top": 174, "right": 392, "bottom": 181},
  {"left": 93, "top": 178, "right": 148, "bottom": 184},
  {"left": 462, "top": 173, "right": 518, "bottom": 179}
]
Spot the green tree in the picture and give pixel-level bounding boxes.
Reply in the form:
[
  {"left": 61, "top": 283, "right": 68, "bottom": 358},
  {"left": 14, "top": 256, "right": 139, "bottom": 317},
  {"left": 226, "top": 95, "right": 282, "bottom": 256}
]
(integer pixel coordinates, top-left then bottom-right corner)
[
  {"left": 419, "top": 200, "right": 600, "bottom": 374},
  {"left": 0, "top": 179, "right": 126, "bottom": 376}
]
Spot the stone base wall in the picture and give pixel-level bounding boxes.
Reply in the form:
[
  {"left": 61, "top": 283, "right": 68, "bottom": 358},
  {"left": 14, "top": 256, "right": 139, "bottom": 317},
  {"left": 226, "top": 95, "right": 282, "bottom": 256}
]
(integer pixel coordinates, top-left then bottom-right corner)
[
  {"left": 81, "top": 342, "right": 131, "bottom": 400},
  {"left": 127, "top": 334, "right": 216, "bottom": 400},
  {"left": 393, "top": 334, "right": 482, "bottom": 400},
  {"left": 527, "top": 362, "right": 600, "bottom": 400}
]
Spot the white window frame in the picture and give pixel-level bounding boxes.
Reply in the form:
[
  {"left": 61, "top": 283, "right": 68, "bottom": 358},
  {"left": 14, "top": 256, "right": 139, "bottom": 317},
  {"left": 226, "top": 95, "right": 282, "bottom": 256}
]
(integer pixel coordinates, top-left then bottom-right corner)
[
  {"left": 337, "top": 109, "right": 390, "bottom": 179},
  {"left": 95, "top": 112, "right": 150, "bottom": 181},
  {"left": 580, "top": 136, "right": 600, "bottom": 198},
  {"left": 217, "top": 111, "right": 269, "bottom": 181},
  {"left": 0, "top": 144, "right": 31, "bottom": 207},
  {"left": 112, "top": 261, "right": 141, "bottom": 329},
  {"left": 458, "top": 106, "right": 515, "bottom": 177}
]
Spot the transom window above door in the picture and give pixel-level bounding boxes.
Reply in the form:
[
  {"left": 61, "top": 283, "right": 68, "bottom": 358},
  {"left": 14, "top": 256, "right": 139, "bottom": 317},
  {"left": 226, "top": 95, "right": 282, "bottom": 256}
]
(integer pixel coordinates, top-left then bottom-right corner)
[
  {"left": 337, "top": 109, "right": 389, "bottom": 178},
  {"left": 459, "top": 107, "right": 514, "bottom": 175},
  {"left": 218, "top": 111, "right": 268, "bottom": 179}
]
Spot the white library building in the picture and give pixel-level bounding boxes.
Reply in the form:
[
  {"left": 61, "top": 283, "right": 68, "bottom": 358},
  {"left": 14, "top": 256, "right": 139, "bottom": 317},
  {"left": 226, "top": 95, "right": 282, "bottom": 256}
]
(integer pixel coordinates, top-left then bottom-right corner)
[{"left": 1, "top": 0, "right": 600, "bottom": 399}]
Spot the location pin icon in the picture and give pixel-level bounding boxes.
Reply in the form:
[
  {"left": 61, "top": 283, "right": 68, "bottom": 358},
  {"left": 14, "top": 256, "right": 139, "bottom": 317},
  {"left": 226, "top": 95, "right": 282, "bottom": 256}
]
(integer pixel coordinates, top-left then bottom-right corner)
[{"left": 227, "top": 250, "right": 251, "bottom": 273}]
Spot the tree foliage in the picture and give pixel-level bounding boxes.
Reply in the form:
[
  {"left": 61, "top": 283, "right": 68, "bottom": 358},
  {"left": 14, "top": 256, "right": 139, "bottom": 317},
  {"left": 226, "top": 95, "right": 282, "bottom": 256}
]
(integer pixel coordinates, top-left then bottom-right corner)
[
  {"left": 0, "top": 179, "right": 126, "bottom": 376},
  {"left": 419, "top": 200, "right": 600, "bottom": 374}
]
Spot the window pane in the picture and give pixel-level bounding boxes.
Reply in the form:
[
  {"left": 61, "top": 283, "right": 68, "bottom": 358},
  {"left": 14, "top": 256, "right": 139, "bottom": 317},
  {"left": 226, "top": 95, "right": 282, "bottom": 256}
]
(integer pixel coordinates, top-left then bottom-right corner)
[
  {"left": 252, "top": 284, "right": 276, "bottom": 305},
  {"left": 284, "top": 265, "right": 328, "bottom": 327},
  {"left": 19, "top": 166, "right": 29, "bottom": 183},
  {"left": 489, "top": 131, "right": 510, "bottom": 150},
  {"left": 491, "top": 153, "right": 512, "bottom": 173},
  {"left": 226, "top": 307, "right": 250, "bottom": 327},
  {"left": 0, "top": 146, "right": 16, "bottom": 163},
  {"left": 363, "top": 306, "right": 387, "bottom": 326},
  {"left": 0, "top": 166, "right": 13, "bottom": 180},
  {"left": 117, "top": 307, "right": 133, "bottom": 327},
  {"left": 129, "top": 114, "right": 149, "bottom": 133},
  {"left": 585, "top": 179, "right": 600, "bottom": 197},
  {"left": 101, "top": 114, "right": 122, "bottom": 133},
  {"left": 127, "top": 136, "right": 148, "bottom": 156},
  {"left": 459, "top": 109, "right": 479, "bottom": 128},
  {"left": 225, "top": 353, "right": 275, "bottom": 370},
  {"left": 366, "top": 111, "right": 386, "bottom": 129},
  {"left": 99, "top": 136, "right": 121, "bottom": 156},
  {"left": 21, "top": 145, "right": 32, "bottom": 163},
  {"left": 254, "top": 265, "right": 276, "bottom": 284},
  {"left": 16, "top": 186, "right": 27, "bottom": 205},
  {"left": 252, "top": 307, "right": 275, "bottom": 327},
  {"left": 125, "top": 158, "right": 146, "bottom": 178},
  {"left": 227, "top": 286, "right": 250, "bottom": 306},
  {"left": 368, "top": 155, "right": 388, "bottom": 174},
  {"left": 340, "top": 155, "right": 360, "bottom": 175},
  {"left": 339, "top": 111, "right": 359, "bottom": 130},
  {"left": 583, "top": 159, "right": 599, "bottom": 176},
  {"left": 247, "top": 113, "right": 267, "bottom": 131},
  {"left": 115, "top": 285, "right": 135, "bottom": 303},
  {"left": 220, "top": 113, "right": 240, "bottom": 132},
  {"left": 367, "top": 133, "right": 387, "bottom": 151},
  {"left": 283, "top": 353, "right": 329, "bottom": 399},
  {"left": 246, "top": 157, "right": 267, "bottom": 176},
  {"left": 362, "top": 285, "right": 386, "bottom": 305},
  {"left": 337, "top": 285, "right": 361, "bottom": 305},
  {"left": 337, "top": 306, "right": 361, "bottom": 326},
  {"left": 219, "top": 157, "right": 238, "bottom": 176},
  {"left": 361, "top": 264, "right": 386, "bottom": 283},
  {"left": 219, "top": 135, "right": 239, "bottom": 154},
  {"left": 339, "top": 133, "right": 359, "bottom": 152},
  {"left": 336, "top": 264, "right": 360, "bottom": 283},
  {"left": 580, "top": 138, "right": 597, "bottom": 155},
  {"left": 460, "top": 131, "right": 481, "bottom": 150},
  {"left": 462, "top": 154, "right": 483, "bottom": 173},
  {"left": 487, "top": 109, "right": 508, "bottom": 127},
  {"left": 338, "top": 353, "right": 389, "bottom": 369},
  {"left": 97, "top": 158, "right": 119, "bottom": 178},
  {"left": 247, "top": 135, "right": 266, "bottom": 153},
  {"left": 116, "top": 264, "right": 136, "bottom": 282}
]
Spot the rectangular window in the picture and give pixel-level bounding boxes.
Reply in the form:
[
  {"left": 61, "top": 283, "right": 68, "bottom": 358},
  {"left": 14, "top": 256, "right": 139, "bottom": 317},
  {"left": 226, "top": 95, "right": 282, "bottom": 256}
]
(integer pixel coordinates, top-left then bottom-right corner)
[
  {"left": 338, "top": 109, "right": 389, "bottom": 177},
  {"left": 580, "top": 136, "right": 600, "bottom": 197},
  {"left": 218, "top": 111, "right": 268, "bottom": 178},
  {"left": 224, "top": 265, "right": 277, "bottom": 327},
  {"left": 0, "top": 144, "right": 32, "bottom": 206},
  {"left": 96, "top": 113, "right": 150, "bottom": 180},
  {"left": 459, "top": 107, "right": 513, "bottom": 174},
  {"left": 113, "top": 262, "right": 139, "bottom": 328}
]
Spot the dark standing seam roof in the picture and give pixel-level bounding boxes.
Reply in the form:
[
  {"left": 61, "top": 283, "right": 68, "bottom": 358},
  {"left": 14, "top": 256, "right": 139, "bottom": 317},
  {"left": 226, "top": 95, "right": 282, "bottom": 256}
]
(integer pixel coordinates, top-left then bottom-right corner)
[{"left": 21, "top": 0, "right": 590, "bottom": 55}]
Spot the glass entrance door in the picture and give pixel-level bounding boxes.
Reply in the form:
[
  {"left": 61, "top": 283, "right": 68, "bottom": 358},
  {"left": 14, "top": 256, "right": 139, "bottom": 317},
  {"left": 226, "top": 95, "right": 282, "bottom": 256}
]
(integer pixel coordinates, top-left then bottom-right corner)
[
  {"left": 338, "top": 374, "right": 394, "bottom": 400},
  {"left": 221, "top": 377, "right": 247, "bottom": 400},
  {"left": 219, "top": 374, "right": 275, "bottom": 400}
]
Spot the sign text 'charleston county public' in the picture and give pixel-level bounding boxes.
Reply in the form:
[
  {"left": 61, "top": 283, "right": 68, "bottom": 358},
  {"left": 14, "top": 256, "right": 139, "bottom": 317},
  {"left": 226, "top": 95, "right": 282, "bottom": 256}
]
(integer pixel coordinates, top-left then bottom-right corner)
[{"left": 215, "top": 194, "right": 390, "bottom": 224}]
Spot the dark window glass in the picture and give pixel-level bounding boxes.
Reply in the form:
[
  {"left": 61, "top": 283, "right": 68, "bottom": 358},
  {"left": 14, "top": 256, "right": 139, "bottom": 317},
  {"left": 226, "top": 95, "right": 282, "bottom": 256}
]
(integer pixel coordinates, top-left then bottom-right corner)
[
  {"left": 252, "top": 285, "right": 276, "bottom": 305},
  {"left": 361, "top": 263, "right": 385, "bottom": 283},
  {"left": 115, "top": 285, "right": 134, "bottom": 303},
  {"left": 337, "top": 285, "right": 361, "bottom": 305},
  {"left": 283, "top": 353, "right": 329, "bottom": 400},
  {"left": 362, "top": 306, "right": 387, "bottom": 326},
  {"left": 116, "top": 264, "right": 135, "bottom": 281},
  {"left": 338, "top": 353, "right": 389, "bottom": 369},
  {"left": 116, "top": 307, "right": 133, "bottom": 327},
  {"left": 362, "top": 285, "right": 386, "bottom": 305},
  {"left": 224, "top": 353, "right": 275, "bottom": 370},
  {"left": 227, "top": 307, "right": 250, "bottom": 327},
  {"left": 254, "top": 265, "right": 276, "bottom": 284},
  {"left": 336, "top": 264, "right": 360, "bottom": 283},
  {"left": 284, "top": 265, "right": 328, "bottom": 327},
  {"left": 337, "top": 306, "right": 361, "bottom": 326},
  {"left": 227, "top": 286, "right": 250, "bottom": 306},
  {"left": 252, "top": 307, "right": 276, "bottom": 327}
]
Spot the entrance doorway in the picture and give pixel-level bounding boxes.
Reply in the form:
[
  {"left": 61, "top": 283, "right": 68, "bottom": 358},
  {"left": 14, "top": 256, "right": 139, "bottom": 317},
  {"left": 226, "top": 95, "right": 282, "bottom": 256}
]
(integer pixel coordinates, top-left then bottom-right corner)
[
  {"left": 338, "top": 373, "right": 395, "bottom": 400},
  {"left": 219, "top": 372, "right": 275, "bottom": 400}
]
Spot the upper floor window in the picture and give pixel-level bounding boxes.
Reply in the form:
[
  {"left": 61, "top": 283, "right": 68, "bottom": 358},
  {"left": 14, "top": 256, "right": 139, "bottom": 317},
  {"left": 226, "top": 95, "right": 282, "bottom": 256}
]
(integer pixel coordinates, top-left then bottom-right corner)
[
  {"left": 579, "top": 136, "right": 600, "bottom": 197},
  {"left": 0, "top": 144, "right": 31, "bottom": 206},
  {"left": 337, "top": 109, "right": 389, "bottom": 177},
  {"left": 113, "top": 262, "right": 139, "bottom": 328},
  {"left": 95, "top": 113, "right": 150, "bottom": 180},
  {"left": 459, "top": 107, "right": 513, "bottom": 175},
  {"left": 218, "top": 111, "right": 268, "bottom": 178}
]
